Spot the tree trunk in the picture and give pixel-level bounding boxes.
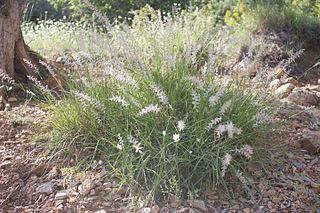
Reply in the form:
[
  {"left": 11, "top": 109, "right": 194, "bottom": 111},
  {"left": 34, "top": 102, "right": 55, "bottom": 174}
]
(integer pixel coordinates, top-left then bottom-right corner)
[
  {"left": 0, "top": 0, "right": 38, "bottom": 82},
  {"left": 0, "top": 0, "right": 61, "bottom": 109}
]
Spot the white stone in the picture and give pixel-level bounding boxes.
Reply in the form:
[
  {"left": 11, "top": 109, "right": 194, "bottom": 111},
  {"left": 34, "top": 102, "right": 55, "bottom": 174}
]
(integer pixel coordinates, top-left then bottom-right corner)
[
  {"left": 8, "top": 97, "right": 17, "bottom": 102},
  {"left": 141, "top": 208, "right": 151, "bottom": 213},
  {"left": 275, "top": 83, "right": 295, "bottom": 98},
  {"left": 299, "top": 131, "right": 320, "bottom": 154},
  {"left": 95, "top": 210, "right": 107, "bottom": 213},
  {"left": 287, "top": 88, "right": 319, "bottom": 106},
  {"left": 78, "top": 179, "right": 94, "bottom": 196},
  {"left": 0, "top": 160, "right": 12, "bottom": 169},
  {"left": 189, "top": 200, "right": 208, "bottom": 212},
  {"left": 36, "top": 181, "right": 54, "bottom": 195},
  {"left": 151, "top": 205, "right": 160, "bottom": 213},
  {"left": 269, "top": 79, "right": 282, "bottom": 90},
  {"left": 284, "top": 77, "right": 299, "bottom": 86},
  {"left": 55, "top": 190, "right": 67, "bottom": 200}
]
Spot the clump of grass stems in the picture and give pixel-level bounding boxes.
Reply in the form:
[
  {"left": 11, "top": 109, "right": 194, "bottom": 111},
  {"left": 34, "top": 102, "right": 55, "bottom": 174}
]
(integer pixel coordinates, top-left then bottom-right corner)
[
  {"left": 47, "top": 64, "right": 276, "bottom": 201},
  {"left": 31, "top": 5, "right": 278, "bottom": 201}
]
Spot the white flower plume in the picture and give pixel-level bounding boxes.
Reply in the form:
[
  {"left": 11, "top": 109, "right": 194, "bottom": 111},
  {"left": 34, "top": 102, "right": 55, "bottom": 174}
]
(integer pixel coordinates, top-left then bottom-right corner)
[
  {"left": 216, "top": 121, "right": 242, "bottom": 138},
  {"left": 221, "top": 153, "right": 232, "bottom": 177},
  {"left": 110, "top": 95, "right": 129, "bottom": 107},
  {"left": 128, "top": 135, "right": 143, "bottom": 154},
  {"left": 184, "top": 76, "right": 203, "bottom": 88},
  {"left": 208, "top": 86, "right": 224, "bottom": 107},
  {"left": 104, "top": 66, "right": 136, "bottom": 88},
  {"left": 152, "top": 84, "right": 168, "bottom": 105},
  {"left": 207, "top": 117, "right": 222, "bottom": 131},
  {"left": 116, "top": 133, "right": 124, "bottom": 150},
  {"left": 237, "top": 145, "right": 253, "bottom": 159},
  {"left": 192, "top": 90, "right": 200, "bottom": 112},
  {"left": 177, "top": 120, "right": 186, "bottom": 132},
  {"left": 220, "top": 100, "right": 232, "bottom": 115},
  {"left": 138, "top": 104, "right": 161, "bottom": 116},
  {"left": 252, "top": 111, "right": 272, "bottom": 126},
  {"left": 173, "top": 133, "right": 181, "bottom": 143},
  {"left": 236, "top": 170, "right": 249, "bottom": 186}
]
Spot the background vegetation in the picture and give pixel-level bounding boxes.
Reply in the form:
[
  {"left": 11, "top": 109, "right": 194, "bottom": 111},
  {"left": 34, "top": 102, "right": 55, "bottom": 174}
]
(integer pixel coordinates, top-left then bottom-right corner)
[{"left": 27, "top": 0, "right": 320, "bottom": 23}]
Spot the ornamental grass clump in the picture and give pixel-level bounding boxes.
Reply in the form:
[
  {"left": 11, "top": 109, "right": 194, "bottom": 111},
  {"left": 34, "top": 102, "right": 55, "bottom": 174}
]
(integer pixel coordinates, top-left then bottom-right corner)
[
  {"left": 43, "top": 5, "right": 277, "bottom": 200},
  {"left": 49, "top": 60, "right": 275, "bottom": 199}
]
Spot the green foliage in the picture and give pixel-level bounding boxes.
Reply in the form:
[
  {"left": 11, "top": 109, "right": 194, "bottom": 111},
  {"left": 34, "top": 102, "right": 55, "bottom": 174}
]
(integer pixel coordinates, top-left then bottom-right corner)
[
  {"left": 47, "top": 0, "right": 191, "bottom": 22},
  {"left": 223, "top": 2, "right": 247, "bottom": 26},
  {"left": 25, "top": 0, "right": 70, "bottom": 21},
  {"left": 240, "top": 1, "right": 320, "bottom": 49}
]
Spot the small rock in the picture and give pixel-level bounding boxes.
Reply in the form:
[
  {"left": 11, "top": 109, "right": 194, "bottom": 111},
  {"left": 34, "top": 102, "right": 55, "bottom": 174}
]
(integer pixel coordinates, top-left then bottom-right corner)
[
  {"left": 0, "top": 160, "right": 12, "bottom": 169},
  {"left": 287, "top": 152, "right": 294, "bottom": 158},
  {"left": 95, "top": 210, "right": 107, "bottom": 213},
  {"left": 103, "top": 202, "right": 112, "bottom": 207},
  {"left": 287, "top": 88, "right": 319, "bottom": 106},
  {"left": 55, "top": 190, "right": 67, "bottom": 200},
  {"left": 90, "top": 189, "right": 96, "bottom": 196},
  {"left": 306, "top": 85, "right": 320, "bottom": 92},
  {"left": 189, "top": 200, "right": 208, "bottom": 212},
  {"left": 3, "top": 155, "right": 14, "bottom": 161},
  {"left": 284, "top": 77, "right": 299, "bottom": 86},
  {"left": 103, "top": 182, "right": 112, "bottom": 188},
  {"left": 249, "top": 62, "right": 259, "bottom": 78},
  {"left": 273, "top": 68, "right": 285, "bottom": 79},
  {"left": 78, "top": 179, "right": 95, "bottom": 196},
  {"left": 151, "top": 205, "right": 160, "bottom": 213},
  {"left": 176, "top": 208, "right": 189, "bottom": 213},
  {"left": 233, "top": 60, "right": 246, "bottom": 73},
  {"left": 308, "top": 157, "right": 319, "bottom": 166},
  {"left": 105, "top": 187, "right": 113, "bottom": 193},
  {"left": 87, "top": 196, "right": 98, "bottom": 201},
  {"left": 232, "top": 205, "right": 240, "bottom": 210},
  {"left": 311, "top": 182, "right": 320, "bottom": 188},
  {"left": 293, "top": 161, "right": 305, "bottom": 169},
  {"left": 299, "top": 131, "right": 320, "bottom": 154},
  {"left": 57, "top": 204, "right": 64, "bottom": 211},
  {"left": 141, "top": 208, "right": 151, "bottom": 213},
  {"left": 4, "top": 103, "right": 10, "bottom": 111},
  {"left": 189, "top": 209, "right": 200, "bottom": 213},
  {"left": 170, "top": 200, "right": 181, "bottom": 208},
  {"left": 56, "top": 57, "right": 64, "bottom": 63},
  {"left": 275, "top": 83, "right": 295, "bottom": 98},
  {"left": 8, "top": 97, "right": 18, "bottom": 102},
  {"left": 269, "top": 79, "right": 282, "bottom": 90},
  {"left": 31, "top": 163, "right": 47, "bottom": 177},
  {"left": 243, "top": 208, "right": 251, "bottom": 213},
  {"left": 36, "top": 181, "right": 54, "bottom": 195},
  {"left": 47, "top": 167, "right": 60, "bottom": 180}
]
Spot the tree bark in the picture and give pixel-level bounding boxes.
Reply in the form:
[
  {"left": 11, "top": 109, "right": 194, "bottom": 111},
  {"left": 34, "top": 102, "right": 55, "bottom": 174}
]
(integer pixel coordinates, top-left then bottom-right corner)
[
  {"left": 0, "top": 0, "right": 38, "bottom": 82},
  {"left": 0, "top": 0, "right": 61, "bottom": 109}
]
